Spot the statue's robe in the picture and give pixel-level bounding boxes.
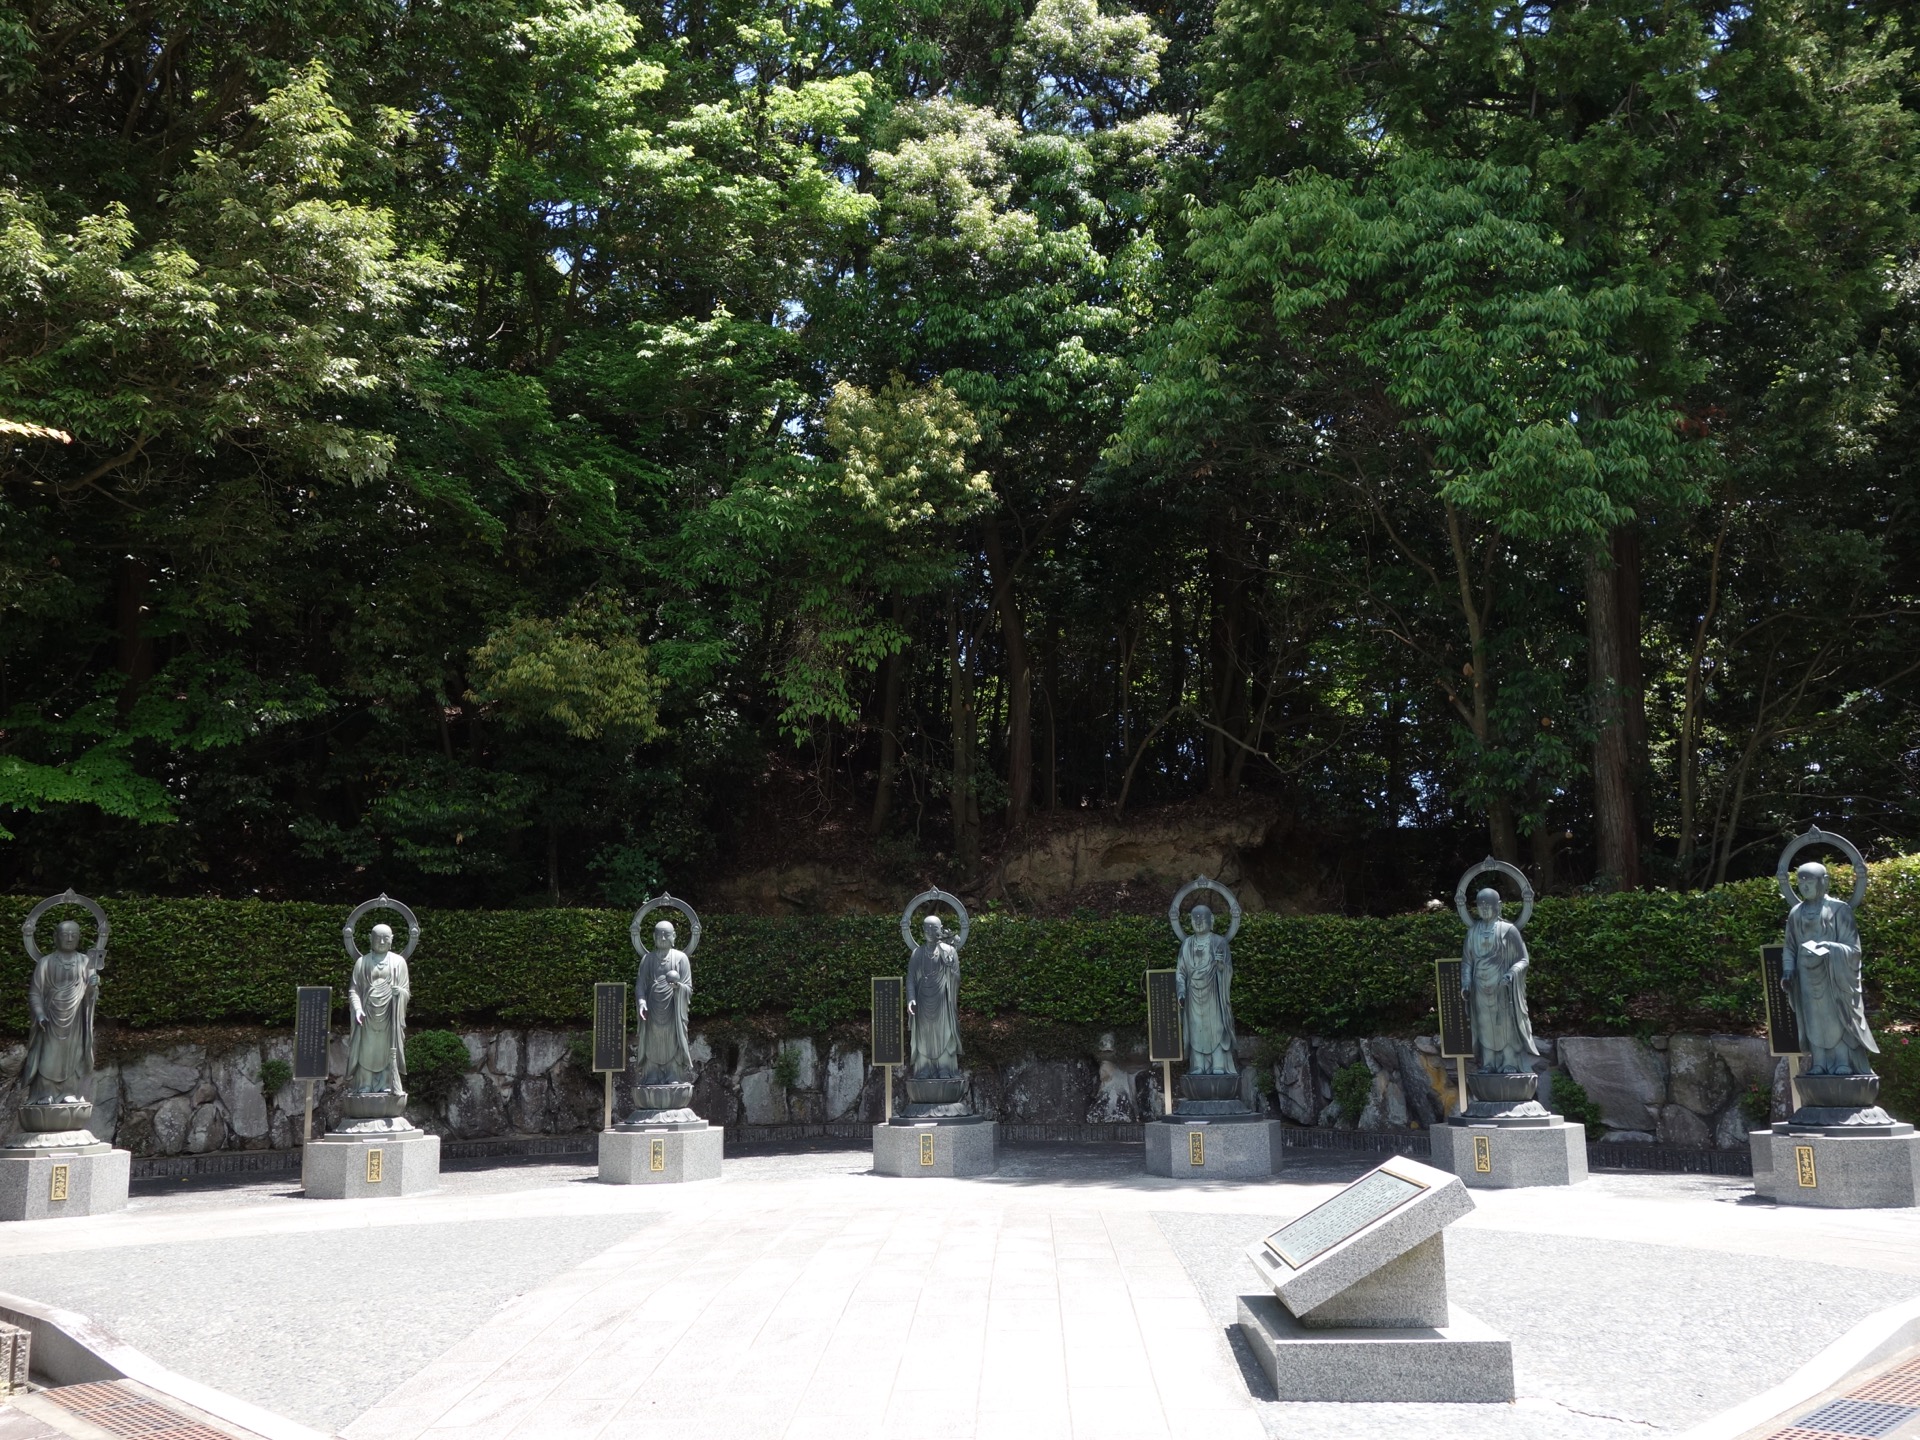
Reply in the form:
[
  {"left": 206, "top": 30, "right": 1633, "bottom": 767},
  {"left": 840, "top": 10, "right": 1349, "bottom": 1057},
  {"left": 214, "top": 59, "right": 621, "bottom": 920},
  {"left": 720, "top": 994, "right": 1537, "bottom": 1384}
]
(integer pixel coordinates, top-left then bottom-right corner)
[
  {"left": 1463, "top": 918, "right": 1538, "bottom": 1072},
  {"left": 635, "top": 946, "right": 694, "bottom": 1082},
  {"left": 1785, "top": 896, "right": 1877, "bottom": 1074},
  {"left": 24, "top": 951, "right": 98, "bottom": 1102},
  {"left": 1177, "top": 932, "right": 1237, "bottom": 1075},
  {"left": 346, "top": 952, "right": 410, "bottom": 1092},
  {"left": 908, "top": 939, "right": 962, "bottom": 1078}
]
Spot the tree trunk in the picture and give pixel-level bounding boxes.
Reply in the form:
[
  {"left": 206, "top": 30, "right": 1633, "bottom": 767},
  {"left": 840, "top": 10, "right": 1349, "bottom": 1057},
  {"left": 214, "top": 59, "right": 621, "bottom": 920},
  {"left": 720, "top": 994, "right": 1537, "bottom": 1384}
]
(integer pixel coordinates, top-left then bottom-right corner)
[
  {"left": 983, "top": 525, "right": 1033, "bottom": 832},
  {"left": 547, "top": 821, "right": 561, "bottom": 905},
  {"left": 868, "top": 600, "right": 906, "bottom": 836},
  {"left": 949, "top": 605, "right": 979, "bottom": 876},
  {"left": 116, "top": 555, "right": 154, "bottom": 708},
  {"left": 1613, "top": 525, "right": 1653, "bottom": 856},
  {"left": 1586, "top": 539, "right": 1642, "bottom": 889}
]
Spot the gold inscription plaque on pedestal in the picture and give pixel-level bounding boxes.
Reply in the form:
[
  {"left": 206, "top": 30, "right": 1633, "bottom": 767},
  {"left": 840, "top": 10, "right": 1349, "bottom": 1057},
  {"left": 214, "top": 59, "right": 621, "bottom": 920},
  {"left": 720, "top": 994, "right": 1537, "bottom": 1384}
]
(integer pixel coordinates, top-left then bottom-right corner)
[
  {"left": 49, "top": 1164, "right": 69, "bottom": 1202},
  {"left": 919, "top": 1133, "right": 935, "bottom": 1166},
  {"left": 1188, "top": 1131, "right": 1205, "bottom": 1167},
  {"left": 650, "top": 1138, "right": 666, "bottom": 1172},
  {"left": 1795, "top": 1145, "right": 1817, "bottom": 1188},
  {"left": 1472, "top": 1135, "right": 1492, "bottom": 1173},
  {"left": 366, "top": 1149, "right": 384, "bottom": 1183}
]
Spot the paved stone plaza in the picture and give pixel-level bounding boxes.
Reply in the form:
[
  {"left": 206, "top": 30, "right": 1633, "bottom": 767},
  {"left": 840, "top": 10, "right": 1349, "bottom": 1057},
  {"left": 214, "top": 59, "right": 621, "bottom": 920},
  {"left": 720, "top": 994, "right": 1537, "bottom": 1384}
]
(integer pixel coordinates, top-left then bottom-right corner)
[{"left": 1, "top": 1144, "right": 1918, "bottom": 1440}]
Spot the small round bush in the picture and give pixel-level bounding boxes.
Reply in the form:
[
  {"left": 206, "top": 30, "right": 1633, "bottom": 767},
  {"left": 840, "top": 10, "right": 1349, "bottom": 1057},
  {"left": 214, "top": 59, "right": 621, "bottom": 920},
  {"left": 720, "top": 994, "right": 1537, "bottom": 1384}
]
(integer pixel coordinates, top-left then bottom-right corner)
[
  {"left": 407, "top": 1030, "right": 472, "bottom": 1105},
  {"left": 1332, "top": 1061, "right": 1374, "bottom": 1122},
  {"left": 258, "top": 1058, "right": 293, "bottom": 1098}
]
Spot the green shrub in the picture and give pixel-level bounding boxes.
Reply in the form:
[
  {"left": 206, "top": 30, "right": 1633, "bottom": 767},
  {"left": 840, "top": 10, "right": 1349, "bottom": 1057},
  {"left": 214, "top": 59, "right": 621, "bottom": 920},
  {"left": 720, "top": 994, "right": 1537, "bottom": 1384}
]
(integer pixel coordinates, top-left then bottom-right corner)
[
  {"left": 406, "top": 1030, "right": 471, "bottom": 1104},
  {"left": 1880, "top": 1032, "right": 1920, "bottom": 1124},
  {"left": 1738, "top": 1078, "right": 1775, "bottom": 1129},
  {"left": 5, "top": 856, "right": 1918, "bottom": 1040},
  {"left": 1552, "top": 1072, "right": 1606, "bottom": 1132},
  {"left": 258, "top": 1058, "right": 293, "bottom": 1099},
  {"left": 772, "top": 1044, "right": 803, "bottom": 1092},
  {"left": 1332, "top": 1062, "right": 1374, "bottom": 1121}
]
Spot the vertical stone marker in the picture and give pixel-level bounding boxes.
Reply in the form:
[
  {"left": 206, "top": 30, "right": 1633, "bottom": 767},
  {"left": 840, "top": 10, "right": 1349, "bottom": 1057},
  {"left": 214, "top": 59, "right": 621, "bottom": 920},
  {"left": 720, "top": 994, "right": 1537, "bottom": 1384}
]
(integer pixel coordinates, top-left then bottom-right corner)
[
  {"left": 873, "top": 888, "right": 997, "bottom": 1177},
  {"left": 1428, "top": 859, "right": 1588, "bottom": 1188},
  {"left": 1750, "top": 828, "right": 1918, "bottom": 1207},
  {"left": 1, "top": 890, "right": 131, "bottom": 1221},
  {"left": 1236, "top": 1155, "right": 1514, "bottom": 1401},
  {"left": 1144, "top": 877, "right": 1283, "bottom": 1178},
  {"left": 303, "top": 895, "right": 441, "bottom": 1198},
  {"left": 601, "top": 894, "right": 723, "bottom": 1184}
]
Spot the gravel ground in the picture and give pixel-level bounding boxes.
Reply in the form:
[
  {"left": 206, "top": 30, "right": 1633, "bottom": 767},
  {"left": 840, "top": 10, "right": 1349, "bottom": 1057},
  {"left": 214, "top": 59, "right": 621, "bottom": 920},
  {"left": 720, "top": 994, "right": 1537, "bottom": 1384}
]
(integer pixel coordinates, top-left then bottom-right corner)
[
  {"left": 1156, "top": 1208, "right": 1920, "bottom": 1439},
  {"left": 2, "top": 1209, "right": 661, "bottom": 1433}
]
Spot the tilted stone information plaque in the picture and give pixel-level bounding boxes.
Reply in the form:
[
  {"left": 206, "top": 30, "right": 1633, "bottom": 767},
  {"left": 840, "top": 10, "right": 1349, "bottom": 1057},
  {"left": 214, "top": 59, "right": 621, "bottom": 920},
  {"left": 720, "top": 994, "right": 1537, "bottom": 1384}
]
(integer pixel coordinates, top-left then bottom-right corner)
[{"left": 1265, "top": 1168, "right": 1425, "bottom": 1270}]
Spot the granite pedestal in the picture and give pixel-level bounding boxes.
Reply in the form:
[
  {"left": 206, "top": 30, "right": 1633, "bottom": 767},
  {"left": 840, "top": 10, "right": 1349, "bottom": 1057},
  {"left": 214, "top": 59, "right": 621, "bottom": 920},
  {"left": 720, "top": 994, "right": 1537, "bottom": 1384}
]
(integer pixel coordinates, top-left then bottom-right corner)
[
  {"left": 1750, "top": 1124, "right": 1919, "bottom": 1208},
  {"left": 600, "top": 1123, "right": 724, "bottom": 1184},
  {"left": 1430, "top": 1117, "right": 1588, "bottom": 1188},
  {"left": 873, "top": 1118, "right": 998, "bottom": 1177},
  {"left": 302, "top": 1128, "right": 440, "bottom": 1199},
  {"left": 0, "top": 1142, "right": 130, "bottom": 1221},
  {"left": 1144, "top": 1114, "right": 1283, "bottom": 1178},
  {"left": 1236, "top": 1154, "right": 1514, "bottom": 1402}
]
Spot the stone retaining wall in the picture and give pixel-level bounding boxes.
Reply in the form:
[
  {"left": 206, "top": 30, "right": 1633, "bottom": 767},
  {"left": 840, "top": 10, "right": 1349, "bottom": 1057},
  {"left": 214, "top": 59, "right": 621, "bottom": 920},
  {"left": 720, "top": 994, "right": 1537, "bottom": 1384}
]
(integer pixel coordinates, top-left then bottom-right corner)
[{"left": 0, "top": 1026, "right": 1789, "bottom": 1158}]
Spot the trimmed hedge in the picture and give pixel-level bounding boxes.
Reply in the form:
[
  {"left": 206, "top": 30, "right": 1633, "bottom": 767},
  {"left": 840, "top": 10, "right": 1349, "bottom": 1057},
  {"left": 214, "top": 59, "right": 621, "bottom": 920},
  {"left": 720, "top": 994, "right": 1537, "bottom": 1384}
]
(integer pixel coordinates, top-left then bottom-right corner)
[{"left": 5, "top": 858, "right": 1919, "bottom": 1039}]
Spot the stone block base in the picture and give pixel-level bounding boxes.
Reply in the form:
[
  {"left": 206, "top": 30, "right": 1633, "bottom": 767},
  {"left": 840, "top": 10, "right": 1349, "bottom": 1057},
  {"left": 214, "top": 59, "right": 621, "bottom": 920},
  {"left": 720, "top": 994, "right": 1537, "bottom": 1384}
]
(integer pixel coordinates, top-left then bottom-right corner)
[
  {"left": 302, "top": 1130, "right": 440, "bottom": 1199},
  {"left": 1750, "top": 1127, "right": 1919, "bottom": 1208},
  {"left": 599, "top": 1125, "right": 724, "bottom": 1184},
  {"left": 1430, "top": 1119, "right": 1587, "bottom": 1188},
  {"left": 0, "top": 1147, "right": 130, "bottom": 1221},
  {"left": 1144, "top": 1118, "right": 1283, "bottom": 1179},
  {"left": 873, "top": 1121, "right": 998, "bottom": 1177},
  {"left": 1236, "top": 1293, "right": 1514, "bottom": 1402}
]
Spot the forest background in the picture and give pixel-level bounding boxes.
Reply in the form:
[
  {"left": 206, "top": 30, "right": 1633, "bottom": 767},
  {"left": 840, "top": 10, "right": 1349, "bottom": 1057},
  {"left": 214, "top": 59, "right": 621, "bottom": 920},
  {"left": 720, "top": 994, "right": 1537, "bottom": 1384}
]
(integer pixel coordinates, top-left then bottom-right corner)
[{"left": 2, "top": 0, "right": 1918, "bottom": 916}]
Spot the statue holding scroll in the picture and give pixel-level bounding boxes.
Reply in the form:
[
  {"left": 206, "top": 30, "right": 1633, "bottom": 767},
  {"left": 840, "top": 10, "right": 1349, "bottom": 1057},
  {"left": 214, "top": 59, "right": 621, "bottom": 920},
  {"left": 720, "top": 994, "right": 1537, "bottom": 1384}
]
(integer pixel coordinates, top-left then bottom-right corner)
[{"left": 1777, "top": 829, "right": 1878, "bottom": 1080}]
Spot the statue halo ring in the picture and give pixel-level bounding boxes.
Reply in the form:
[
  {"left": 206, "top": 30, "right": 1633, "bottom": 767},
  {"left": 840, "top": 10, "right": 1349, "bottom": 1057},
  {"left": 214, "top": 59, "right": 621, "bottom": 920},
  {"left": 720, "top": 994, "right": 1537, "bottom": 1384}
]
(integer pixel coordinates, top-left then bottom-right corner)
[
  {"left": 22, "top": 889, "right": 109, "bottom": 966},
  {"left": 342, "top": 894, "right": 422, "bottom": 961},
  {"left": 1454, "top": 858, "right": 1535, "bottom": 931},
  {"left": 902, "top": 889, "right": 969, "bottom": 952},
  {"left": 1169, "top": 876, "right": 1242, "bottom": 942},
  {"left": 1777, "top": 826, "right": 1868, "bottom": 910},
  {"left": 632, "top": 893, "right": 701, "bottom": 957}
]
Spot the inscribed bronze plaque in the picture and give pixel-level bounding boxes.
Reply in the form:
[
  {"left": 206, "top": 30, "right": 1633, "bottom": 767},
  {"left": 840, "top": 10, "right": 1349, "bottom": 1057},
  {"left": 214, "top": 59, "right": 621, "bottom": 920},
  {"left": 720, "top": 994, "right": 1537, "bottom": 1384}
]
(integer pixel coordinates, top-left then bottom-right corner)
[
  {"left": 1760, "top": 946, "right": 1801, "bottom": 1056},
  {"left": 650, "top": 1138, "right": 666, "bottom": 1172},
  {"left": 1795, "top": 1145, "right": 1817, "bottom": 1188},
  {"left": 48, "top": 1164, "right": 69, "bottom": 1202},
  {"left": 1434, "top": 959, "right": 1472, "bottom": 1058},
  {"left": 1188, "top": 1131, "right": 1205, "bottom": 1167},
  {"left": 294, "top": 986, "right": 332, "bottom": 1081},
  {"left": 592, "top": 982, "right": 629, "bottom": 1073},
  {"left": 871, "top": 977, "right": 906, "bottom": 1067},
  {"left": 919, "top": 1133, "right": 935, "bottom": 1166},
  {"left": 366, "top": 1148, "right": 384, "bottom": 1184},
  {"left": 1473, "top": 1134, "right": 1492, "bottom": 1173},
  {"left": 1145, "top": 969, "right": 1182, "bottom": 1064},
  {"left": 1263, "top": 1167, "right": 1426, "bottom": 1269}
]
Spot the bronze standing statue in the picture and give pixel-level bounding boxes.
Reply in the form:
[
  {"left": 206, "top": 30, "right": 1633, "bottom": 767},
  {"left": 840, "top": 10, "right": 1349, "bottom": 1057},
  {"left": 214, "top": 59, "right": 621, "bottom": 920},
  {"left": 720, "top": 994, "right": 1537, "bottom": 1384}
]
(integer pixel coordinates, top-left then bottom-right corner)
[
  {"left": 15, "top": 890, "right": 110, "bottom": 1145},
  {"left": 626, "top": 894, "right": 702, "bottom": 1124},
  {"left": 339, "top": 895, "right": 421, "bottom": 1128},
  {"left": 1453, "top": 860, "right": 1548, "bottom": 1118},
  {"left": 900, "top": 889, "right": 971, "bottom": 1115},
  {"left": 1167, "top": 877, "right": 1248, "bottom": 1109}
]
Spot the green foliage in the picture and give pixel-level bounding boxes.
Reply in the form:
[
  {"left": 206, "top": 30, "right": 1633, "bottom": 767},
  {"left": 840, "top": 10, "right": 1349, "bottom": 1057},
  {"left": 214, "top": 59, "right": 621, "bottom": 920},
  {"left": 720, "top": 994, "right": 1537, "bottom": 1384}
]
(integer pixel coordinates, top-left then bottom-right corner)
[
  {"left": 1738, "top": 1080, "right": 1774, "bottom": 1131},
  {"left": 1331, "top": 1062, "right": 1373, "bottom": 1122},
  {"left": 259, "top": 1058, "right": 293, "bottom": 1099},
  {"left": 17, "top": 867, "right": 1913, "bottom": 1042},
  {"left": 1880, "top": 1033, "right": 1920, "bottom": 1126},
  {"left": 405, "top": 1030, "right": 472, "bottom": 1106},
  {"left": 772, "top": 1044, "right": 803, "bottom": 1093},
  {"left": 1552, "top": 1074, "right": 1606, "bottom": 1133}
]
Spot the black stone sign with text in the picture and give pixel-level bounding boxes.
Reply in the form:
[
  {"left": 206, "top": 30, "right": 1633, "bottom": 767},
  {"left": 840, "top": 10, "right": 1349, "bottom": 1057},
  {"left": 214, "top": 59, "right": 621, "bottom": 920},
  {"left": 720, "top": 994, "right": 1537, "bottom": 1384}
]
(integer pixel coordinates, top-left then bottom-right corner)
[
  {"left": 593, "top": 981, "right": 628, "bottom": 1073},
  {"left": 871, "top": 977, "right": 905, "bottom": 1067},
  {"left": 1760, "top": 946, "right": 1800, "bottom": 1056},
  {"left": 1263, "top": 1167, "right": 1426, "bottom": 1269},
  {"left": 1145, "top": 969, "right": 1181, "bottom": 1064},
  {"left": 1434, "top": 959, "right": 1472, "bottom": 1058},
  {"left": 293, "top": 986, "right": 332, "bottom": 1080}
]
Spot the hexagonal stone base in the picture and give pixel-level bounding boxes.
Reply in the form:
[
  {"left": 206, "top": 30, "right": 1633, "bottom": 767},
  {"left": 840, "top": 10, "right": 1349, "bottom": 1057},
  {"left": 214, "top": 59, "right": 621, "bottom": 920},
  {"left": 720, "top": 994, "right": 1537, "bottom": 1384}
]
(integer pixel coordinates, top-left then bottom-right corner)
[
  {"left": 1144, "top": 1118, "right": 1283, "bottom": 1179},
  {"left": 1237, "top": 1293, "right": 1514, "bottom": 1402},
  {"left": 302, "top": 1130, "right": 440, "bottom": 1199},
  {"left": 0, "top": 1147, "right": 130, "bottom": 1221},
  {"left": 1751, "top": 1127, "right": 1919, "bottom": 1208},
  {"left": 1429, "top": 1120, "right": 1588, "bottom": 1188},
  {"left": 873, "top": 1121, "right": 998, "bottom": 1177},
  {"left": 599, "top": 1125, "right": 724, "bottom": 1184}
]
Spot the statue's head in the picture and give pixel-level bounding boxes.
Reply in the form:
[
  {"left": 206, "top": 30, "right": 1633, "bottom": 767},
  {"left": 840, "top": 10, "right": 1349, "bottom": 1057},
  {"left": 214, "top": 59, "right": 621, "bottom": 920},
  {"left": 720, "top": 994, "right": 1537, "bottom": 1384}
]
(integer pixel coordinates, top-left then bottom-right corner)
[
  {"left": 369, "top": 923, "right": 394, "bottom": 956},
  {"left": 55, "top": 919, "right": 81, "bottom": 953},
  {"left": 653, "top": 919, "right": 676, "bottom": 949},
  {"left": 1474, "top": 888, "right": 1503, "bottom": 922},
  {"left": 1189, "top": 904, "right": 1214, "bottom": 934},
  {"left": 1795, "top": 862, "right": 1830, "bottom": 903},
  {"left": 921, "top": 914, "right": 945, "bottom": 945}
]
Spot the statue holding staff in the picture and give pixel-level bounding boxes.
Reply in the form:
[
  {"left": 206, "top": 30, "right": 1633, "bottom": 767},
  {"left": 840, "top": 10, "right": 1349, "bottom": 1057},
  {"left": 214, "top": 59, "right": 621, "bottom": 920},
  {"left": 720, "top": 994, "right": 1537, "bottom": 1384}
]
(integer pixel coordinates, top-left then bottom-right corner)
[
  {"left": 19, "top": 891, "right": 109, "bottom": 1120},
  {"left": 903, "top": 891, "right": 968, "bottom": 1080}
]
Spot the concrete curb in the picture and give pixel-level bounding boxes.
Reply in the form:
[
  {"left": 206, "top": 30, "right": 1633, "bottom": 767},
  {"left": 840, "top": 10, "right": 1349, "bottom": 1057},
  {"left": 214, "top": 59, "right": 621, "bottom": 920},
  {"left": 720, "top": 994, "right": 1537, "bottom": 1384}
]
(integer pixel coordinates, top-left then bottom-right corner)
[
  {"left": 1678, "top": 1292, "right": 1920, "bottom": 1439},
  {"left": 0, "top": 1287, "right": 334, "bottom": 1440}
]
